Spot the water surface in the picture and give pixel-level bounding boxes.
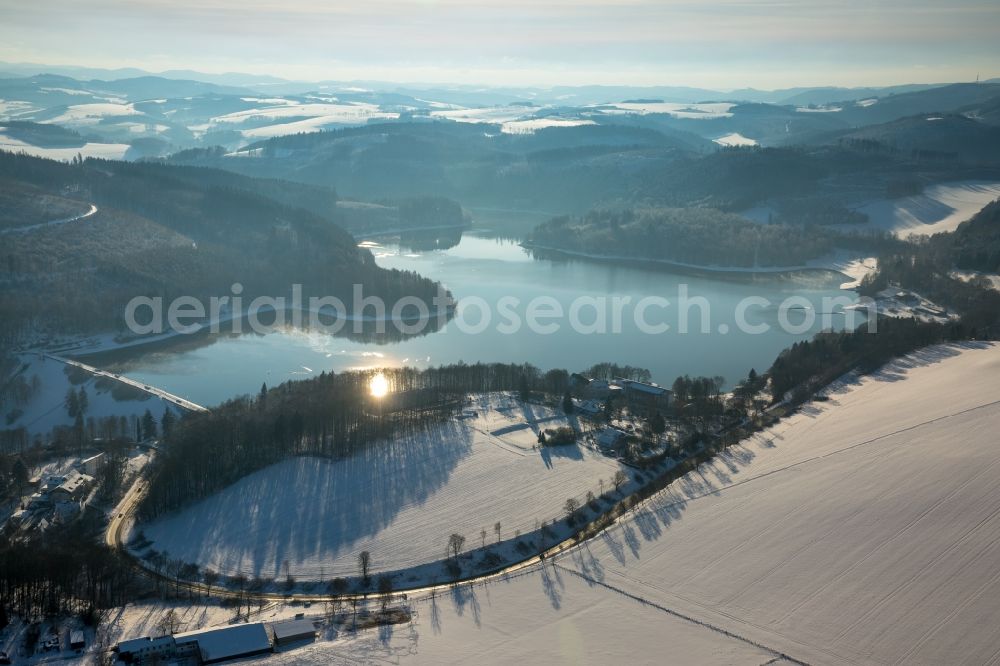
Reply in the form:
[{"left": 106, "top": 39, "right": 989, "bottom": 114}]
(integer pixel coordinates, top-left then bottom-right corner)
[{"left": 97, "top": 231, "right": 863, "bottom": 406}]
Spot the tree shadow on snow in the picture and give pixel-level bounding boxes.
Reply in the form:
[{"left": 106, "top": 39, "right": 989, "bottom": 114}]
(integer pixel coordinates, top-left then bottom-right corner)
[
  {"left": 450, "top": 583, "right": 482, "bottom": 627},
  {"left": 145, "top": 421, "right": 475, "bottom": 579},
  {"left": 539, "top": 561, "right": 564, "bottom": 609},
  {"left": 429, "top": 592, "right": 442, "bottom": 634},
  {"left": 568, "top": 542, "right": 605, "bottom": 583}
]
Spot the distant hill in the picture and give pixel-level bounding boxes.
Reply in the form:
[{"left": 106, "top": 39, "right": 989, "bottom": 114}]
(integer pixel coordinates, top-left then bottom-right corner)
[
  {"left": 0, "top": 73, "right": 250, "bottom": 106},
  {"left": 827, "top": 114, "right": 1000, "bottom": 164},
  {"left": 957, "top": 95, "right": 1000, "bottom": 126},
  {"left": 604, "top": 102, "right": 851, "bottom": 146},
  {"left": 770, "top": 84, "right": 942, "bottom": 107},
  {"left": 179, "top": 121, "right": 714, "bottom": 212},
  {"left": 835, "top": 83, "right": 1000, "bottom": 125}
]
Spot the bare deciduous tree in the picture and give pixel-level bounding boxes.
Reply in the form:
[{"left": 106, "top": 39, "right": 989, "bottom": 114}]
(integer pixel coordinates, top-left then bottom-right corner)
[
  {"left": 156, "top": 609, "right": 182, "bottom": 636},
  {"left": 377, "top": 575, "right": 394, "bottom": 612},
  {"left": 202, "top": 569, "right": 219, "bottom": 597},
  {"left": 358, "top": 550, "right": 371, "bottom": 584},
  {"left": 448, "top": 533, "right": 466, "bottom": 560},
  {"left": 564, "top": 497, "right": 580, "bottom": 519}
]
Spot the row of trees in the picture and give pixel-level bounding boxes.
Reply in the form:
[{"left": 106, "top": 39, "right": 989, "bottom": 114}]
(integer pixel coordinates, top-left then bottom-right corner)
[{"left": 768, "top": 317, "right": 972, "bottom": 404}]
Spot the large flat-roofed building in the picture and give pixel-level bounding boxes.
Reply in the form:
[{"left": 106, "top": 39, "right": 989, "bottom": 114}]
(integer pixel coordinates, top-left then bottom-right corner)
[{"left": 175, "top": 622, "right": 272, "bottom": 664}]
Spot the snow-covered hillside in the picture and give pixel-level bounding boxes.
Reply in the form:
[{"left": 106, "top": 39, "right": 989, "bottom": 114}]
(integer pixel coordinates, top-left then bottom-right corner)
[
  {"left": 262, "top": 342, "right": 1000, "bottom": 665},
  {"left": 847, "top": 180, "right": 1000, "bottom": 237},
  {"left": 271, "top": 566, "right": 788, "bottom": 665},
  {"left": 139, "top": 394, "right": 632, "bottom": 580},
  {"left": 548, "top": 341, "right": 1000, "bottom": 665}
]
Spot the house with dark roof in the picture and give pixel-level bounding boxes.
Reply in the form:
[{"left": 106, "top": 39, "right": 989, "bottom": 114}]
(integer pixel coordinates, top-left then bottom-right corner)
[{"left": 617, "top": 379, "right": 671, "bottom": 415}]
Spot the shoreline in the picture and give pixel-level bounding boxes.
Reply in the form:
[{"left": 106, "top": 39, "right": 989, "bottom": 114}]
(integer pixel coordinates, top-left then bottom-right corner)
[
  {"left": 20, "top": 303, "right": 456, "bottom": 360},
  {"left": 355, "top": 222, "right": 470, "bottom": 239},
  {"left": 521, "top": 242, "right": 856, "bottom": 283}
]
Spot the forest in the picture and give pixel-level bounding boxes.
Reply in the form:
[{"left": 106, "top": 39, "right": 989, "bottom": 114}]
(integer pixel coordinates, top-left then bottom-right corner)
[
  {"left": 529, "top": 207, "right": 837, "bottom": 268},
  {"left": 0, "top": 518, "right": 136, "bottom": 622},
  {"left": 0, "top": 151, "right": 446, "bottom": 346}
]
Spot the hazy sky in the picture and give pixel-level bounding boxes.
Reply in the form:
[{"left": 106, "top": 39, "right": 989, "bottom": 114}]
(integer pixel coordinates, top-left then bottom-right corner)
[{"left": 1, "top": 0, "right": 998, "bottom": 88}]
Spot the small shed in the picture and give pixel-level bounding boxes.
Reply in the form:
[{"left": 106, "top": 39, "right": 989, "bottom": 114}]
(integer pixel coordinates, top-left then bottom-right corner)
[{"left": 69, "top": 630, "right": 85, "bottom": 650}]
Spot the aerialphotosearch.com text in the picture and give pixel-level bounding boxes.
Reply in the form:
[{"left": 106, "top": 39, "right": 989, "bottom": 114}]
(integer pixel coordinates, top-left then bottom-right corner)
[{"left": 124, "top": 283, "right": 878, "bottom": 338}]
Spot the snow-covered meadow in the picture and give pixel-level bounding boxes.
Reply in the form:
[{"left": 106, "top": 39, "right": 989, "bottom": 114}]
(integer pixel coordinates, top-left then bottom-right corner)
[
  {"left": 261, "top": 342, "right": 1000, "bottom": 665},
  {"left": 138, "top": 394, "right": 630, "bottom": 580},
  {"left": 0, "top": 133, "right": 131, "bottom": 160},
  {"left": 209, "top": 101, "right": 400, "bottom": 139},
  {"left": 847, "top": 180, "right": 1000, "bottom": 237},
  {"left": 598, "top": 101, "right": 736, "bottom": 119},
  {"left": 546, "top": 342, "right": 1000, "bottom": 665},
  {"left": 712, "top": 131, "right": 757, "bottom": 147}
]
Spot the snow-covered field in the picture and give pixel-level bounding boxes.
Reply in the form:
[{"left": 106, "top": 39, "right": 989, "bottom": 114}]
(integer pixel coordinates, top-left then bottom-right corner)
[
  {"left": 951, "top": 269, "right": 1000, "bottom": 291},
  {"left": 743, "top": 181, "right": 1000, "bottom": 240},
  {"left": 428, "top": 106, "right": 596, "bottom": 134},
  {"left": 846, "top": 180, "right": 1000, "bottom": 237},
  {"left": 500, "top": 118, "right": 596, "bottom": 134},
  {"left": 598, "top": 101, "right": 735, "bottom": 119},
  {"left": 209, "top": 101, "right": 398, "bottom": 138},
  {"left": 140, "top": 394, "right": 628, "bottom": 580},
  {"left": 429, "top": 106, "right": 534, "bottom": 126},
  {"left": 0, "top": 133, "right": 131, "bottom": 160},
  {"left": 549, "top": 342, "right": 1000, "bottom": 665},
  {"left": 270, "top": 566, "right": 787, "bottom": 665},
  {"left": 45, "top": 102, "right": 139, "bottom": 126},
  {"left": 265, "top": 342, "right": 1000, "bottom": 665},
  {"left": 795, "top": 105, "right": 842, "bottom": 113},
  {"left": 713, "top": 131, "right": 757, "bottom": 147}
]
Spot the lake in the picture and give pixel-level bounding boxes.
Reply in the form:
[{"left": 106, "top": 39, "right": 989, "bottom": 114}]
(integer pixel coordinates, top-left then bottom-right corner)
[{"left": 94, "top": 230, "right": 865, "bottom": 407}]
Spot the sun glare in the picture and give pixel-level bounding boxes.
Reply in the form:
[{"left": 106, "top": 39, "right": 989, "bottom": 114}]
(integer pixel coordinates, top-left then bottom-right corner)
[{"left": 369, "top": 373, "right": 389, "bottom": 398}]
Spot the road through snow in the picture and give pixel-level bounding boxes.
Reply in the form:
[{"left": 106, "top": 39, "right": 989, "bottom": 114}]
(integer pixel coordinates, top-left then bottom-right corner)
[{"left": 0, "top": 203, "right": 97, "bottom": 235}]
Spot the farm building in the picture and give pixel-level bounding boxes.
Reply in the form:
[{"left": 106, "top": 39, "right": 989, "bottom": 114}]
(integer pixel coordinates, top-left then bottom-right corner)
[
  {"left": 269, "top": 618, "right": 317, "bottom": 647},
  {"left": 115, "top": 635, "right": 179, "bottom": 662},
  {"left": 175, "top": 622, "right": 273, "bottom": 664}
]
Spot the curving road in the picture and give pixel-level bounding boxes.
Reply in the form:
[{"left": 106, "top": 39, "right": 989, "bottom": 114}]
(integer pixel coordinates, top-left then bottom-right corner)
[
  {"left": 107, "top": 464, "right": 580, "bottom": 603},
  {"left": 0, "top": 203, "right": 98, "bottom": 235}
]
